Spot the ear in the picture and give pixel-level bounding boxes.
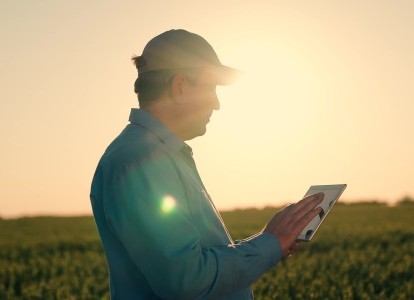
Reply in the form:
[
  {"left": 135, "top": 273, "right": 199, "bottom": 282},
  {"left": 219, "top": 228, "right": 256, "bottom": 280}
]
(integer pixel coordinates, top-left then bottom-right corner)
[{"left": 171, "top": 73, "right": 190, "bottom": 104}]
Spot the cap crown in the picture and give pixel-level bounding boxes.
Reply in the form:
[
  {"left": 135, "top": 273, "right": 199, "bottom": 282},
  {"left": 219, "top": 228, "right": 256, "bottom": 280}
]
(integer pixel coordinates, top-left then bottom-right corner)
[{"left": 138, "top": 29, "right": 222, "bottom": 74}]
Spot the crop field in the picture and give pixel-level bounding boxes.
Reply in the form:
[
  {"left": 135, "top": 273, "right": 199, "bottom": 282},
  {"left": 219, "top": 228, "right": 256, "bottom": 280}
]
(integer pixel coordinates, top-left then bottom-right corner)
[{"left": 1, "top": 203, "right": 413, "bottom": 299}]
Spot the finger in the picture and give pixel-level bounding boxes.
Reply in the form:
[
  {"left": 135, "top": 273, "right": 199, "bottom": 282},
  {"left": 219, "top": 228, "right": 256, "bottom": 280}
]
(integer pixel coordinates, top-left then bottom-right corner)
[
  {"left": 289, "top": 193, "right": 322, "bottom": 214},
  {"left": 288, "top": 242, "right": 301, "bottom": 253},
  {"left": 290, "top": 193, "right": 324, "bottom": 220},
  {"left": 285, "top": 203, "right": 294, "bottom": 210},
  {"left": 286, "top": 241, "right": 301, "bottom": 257},
  {"left": 274, "top": 203, "right": 295, "bottom": 219},
  {"left": 295, "top": 206, "right": 323, "bottom": 232},
  {"left": 301, "top": 192, "right": 324, "bottom": 206},
  {"left": 267, "top": 196, "right": 321, "bottom": 233}
]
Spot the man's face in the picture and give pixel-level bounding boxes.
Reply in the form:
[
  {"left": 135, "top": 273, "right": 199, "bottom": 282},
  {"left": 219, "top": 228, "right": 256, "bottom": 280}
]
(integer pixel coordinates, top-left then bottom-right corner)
[{"left": 178, "top": 69, "right": 220, "bottom": 140}]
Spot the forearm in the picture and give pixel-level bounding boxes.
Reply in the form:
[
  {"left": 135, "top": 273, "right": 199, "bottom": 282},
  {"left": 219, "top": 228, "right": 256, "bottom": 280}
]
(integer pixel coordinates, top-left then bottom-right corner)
[{"left": 106, "top": 155, "right": 282, "bottom": 299}]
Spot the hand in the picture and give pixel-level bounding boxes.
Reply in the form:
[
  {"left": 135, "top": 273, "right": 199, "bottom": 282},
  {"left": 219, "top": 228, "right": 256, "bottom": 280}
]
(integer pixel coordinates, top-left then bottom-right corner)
[{"left": 262, "top": 193, "right": 324, "bottom": 258}]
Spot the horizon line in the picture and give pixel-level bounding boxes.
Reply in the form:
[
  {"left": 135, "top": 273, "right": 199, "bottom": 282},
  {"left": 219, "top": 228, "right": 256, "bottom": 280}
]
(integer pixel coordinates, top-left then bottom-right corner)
[{"left": 2, "top": 198, "right": 413, "bottom": 220}]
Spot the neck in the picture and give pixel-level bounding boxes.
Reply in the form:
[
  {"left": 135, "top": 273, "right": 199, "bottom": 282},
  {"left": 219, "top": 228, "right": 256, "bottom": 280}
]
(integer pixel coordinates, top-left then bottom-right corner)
[{"left": 142, "top": 100, "right": 189, "bottom": 141}]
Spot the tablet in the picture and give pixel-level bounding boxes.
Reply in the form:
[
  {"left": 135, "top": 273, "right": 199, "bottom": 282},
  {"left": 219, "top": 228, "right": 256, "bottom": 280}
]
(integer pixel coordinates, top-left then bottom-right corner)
[{"left": 297, "top": 184, "right": 347, "bottom": 241}]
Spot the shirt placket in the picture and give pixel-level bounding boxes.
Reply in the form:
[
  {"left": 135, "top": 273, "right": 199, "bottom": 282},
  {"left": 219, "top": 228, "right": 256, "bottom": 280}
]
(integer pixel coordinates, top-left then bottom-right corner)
[{"left": 180, "top": 145, "right": 234, "bottom": 244}]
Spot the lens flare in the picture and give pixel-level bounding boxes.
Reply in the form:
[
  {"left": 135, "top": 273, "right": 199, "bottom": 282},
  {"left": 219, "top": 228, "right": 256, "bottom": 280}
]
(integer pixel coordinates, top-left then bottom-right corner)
[{"left": 161, "top": 196, "right": 176, "bottom": 213}]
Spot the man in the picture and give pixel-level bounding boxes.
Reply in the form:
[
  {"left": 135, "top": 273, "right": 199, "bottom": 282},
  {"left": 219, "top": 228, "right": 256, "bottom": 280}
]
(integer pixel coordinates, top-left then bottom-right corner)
[{"left": 90, "top": 29, "right": 323, "bottom": 299}]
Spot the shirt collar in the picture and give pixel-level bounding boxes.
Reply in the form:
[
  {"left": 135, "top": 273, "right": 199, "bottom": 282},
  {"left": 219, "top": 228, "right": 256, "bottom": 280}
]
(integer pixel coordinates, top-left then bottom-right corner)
[{"left": 128, "top": 108, "right": 190, "bottom": 154}]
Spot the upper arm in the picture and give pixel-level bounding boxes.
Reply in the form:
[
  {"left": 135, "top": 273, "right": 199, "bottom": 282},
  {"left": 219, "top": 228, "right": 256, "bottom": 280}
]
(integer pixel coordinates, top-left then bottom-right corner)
[{"left": 104, "top": 153, "right": 217, "bottom": 298}]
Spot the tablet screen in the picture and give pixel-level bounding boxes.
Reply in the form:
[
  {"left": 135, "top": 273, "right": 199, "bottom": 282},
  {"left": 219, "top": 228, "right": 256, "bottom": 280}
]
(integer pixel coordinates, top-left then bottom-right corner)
[{"left": 297, "top": 184, "right": 347, "bottom": 241}]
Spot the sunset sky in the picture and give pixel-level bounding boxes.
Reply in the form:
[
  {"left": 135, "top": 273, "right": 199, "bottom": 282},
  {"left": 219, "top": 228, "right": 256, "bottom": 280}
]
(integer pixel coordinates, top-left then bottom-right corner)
[{"left": 1, "top": 1, "right": 413, "bottom": 218}]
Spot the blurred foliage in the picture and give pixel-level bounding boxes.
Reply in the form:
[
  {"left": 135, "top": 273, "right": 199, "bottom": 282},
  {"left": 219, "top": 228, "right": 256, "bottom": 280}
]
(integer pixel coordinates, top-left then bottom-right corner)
[
  {"left": 396, "top": 195, "right": 414, "bottom": 206},
  {"left": 0, "top": 204, "right": 413, "bottom": 299},
  {"left": 0, "top": 217, "right": 108, "bottom": 299},
  {"left": 240, "top": 204, "right": 414, "bottom": 300}
]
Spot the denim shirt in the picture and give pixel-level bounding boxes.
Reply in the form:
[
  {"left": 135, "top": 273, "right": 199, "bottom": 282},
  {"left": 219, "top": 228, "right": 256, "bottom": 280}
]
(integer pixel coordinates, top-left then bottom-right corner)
[{"left": 90, "top": 108, "right": 282, "bottom": 299}]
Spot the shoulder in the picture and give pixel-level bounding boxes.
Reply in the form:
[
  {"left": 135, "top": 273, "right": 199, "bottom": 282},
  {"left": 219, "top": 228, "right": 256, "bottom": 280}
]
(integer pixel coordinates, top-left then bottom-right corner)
[{"left": 99, "top": 124, "right": 174, "bottom": 177}]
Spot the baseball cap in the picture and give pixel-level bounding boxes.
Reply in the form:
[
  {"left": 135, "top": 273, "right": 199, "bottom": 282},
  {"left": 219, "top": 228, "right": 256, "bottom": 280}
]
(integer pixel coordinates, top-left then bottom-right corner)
[{"left": 135, "top": 29, "right": 240, "bottom": 85}]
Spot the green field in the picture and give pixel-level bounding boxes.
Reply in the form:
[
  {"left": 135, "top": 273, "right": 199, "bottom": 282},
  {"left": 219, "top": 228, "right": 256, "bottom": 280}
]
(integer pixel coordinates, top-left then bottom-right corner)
[{"left": 1, "top": 203, "right": 413, "bottom": 299}]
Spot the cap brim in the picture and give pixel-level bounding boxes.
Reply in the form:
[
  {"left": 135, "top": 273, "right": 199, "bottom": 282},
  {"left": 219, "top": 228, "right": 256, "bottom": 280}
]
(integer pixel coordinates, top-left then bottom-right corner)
[{"left": 208, "top": 65, "right": 242, "bottom": 85}]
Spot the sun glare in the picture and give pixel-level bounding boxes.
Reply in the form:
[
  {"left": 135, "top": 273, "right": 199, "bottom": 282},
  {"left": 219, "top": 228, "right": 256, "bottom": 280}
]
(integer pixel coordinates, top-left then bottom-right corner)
[{"left": 161, "top": 195, "right": 177, "bottom": 213}]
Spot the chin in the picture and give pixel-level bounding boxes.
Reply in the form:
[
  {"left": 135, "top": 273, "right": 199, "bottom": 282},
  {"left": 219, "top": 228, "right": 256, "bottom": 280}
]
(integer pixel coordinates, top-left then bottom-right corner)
[{"left": 185, "top": 127, "right": 207, "bottom": 140}]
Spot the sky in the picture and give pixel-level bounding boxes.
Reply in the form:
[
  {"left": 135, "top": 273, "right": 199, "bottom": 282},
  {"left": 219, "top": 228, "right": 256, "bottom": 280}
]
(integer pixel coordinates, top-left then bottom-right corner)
[{"left": 1, "top": 1, "right": 413, "bottom": 218}]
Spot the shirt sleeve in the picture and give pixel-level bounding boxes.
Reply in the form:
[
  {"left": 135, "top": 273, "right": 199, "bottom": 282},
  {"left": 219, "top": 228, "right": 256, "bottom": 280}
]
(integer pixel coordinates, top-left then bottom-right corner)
[{"left": 104, "top": 152, "right": 283, "bottom": 300}]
